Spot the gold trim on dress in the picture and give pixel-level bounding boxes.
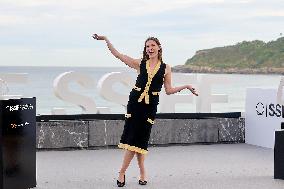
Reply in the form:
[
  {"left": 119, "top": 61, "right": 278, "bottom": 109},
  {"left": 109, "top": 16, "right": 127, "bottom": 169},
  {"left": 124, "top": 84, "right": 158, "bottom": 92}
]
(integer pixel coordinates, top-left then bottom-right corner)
[
  {"left": 152, "top": 92, "right": 160, "bottom": 95},
  {"left": 138, "top": 60, "right": 161, "bottom": 104},
  {"left": 133, "top": 86, "right": 141, "bottom": 91},
  {"left": 118, "top": 143, "right": 148, "bottom": 154},
  {"left": 125, "top": 113, "right": 131, "bottom": 118},
  {"left": 147, "top": 118, "right": 155, "bottom": 125}
]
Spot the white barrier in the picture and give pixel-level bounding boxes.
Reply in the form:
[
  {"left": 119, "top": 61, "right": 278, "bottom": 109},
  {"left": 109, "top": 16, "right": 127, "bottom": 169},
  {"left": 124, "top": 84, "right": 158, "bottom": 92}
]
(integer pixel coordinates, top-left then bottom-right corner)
[{"left": 245, "top": 88, "right": 283, "bottom": 148}]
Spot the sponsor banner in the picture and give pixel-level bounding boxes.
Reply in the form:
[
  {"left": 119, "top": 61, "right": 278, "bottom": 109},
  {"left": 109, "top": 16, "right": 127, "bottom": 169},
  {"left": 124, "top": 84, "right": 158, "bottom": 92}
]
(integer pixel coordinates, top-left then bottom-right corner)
[{"left": 245, "top": 88, "right": 283, "bottom": 148}]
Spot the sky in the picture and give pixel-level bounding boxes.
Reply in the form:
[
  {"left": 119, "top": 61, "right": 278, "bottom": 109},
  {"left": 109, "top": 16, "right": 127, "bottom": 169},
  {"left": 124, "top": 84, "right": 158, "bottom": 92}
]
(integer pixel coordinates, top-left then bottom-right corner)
[{"left": 0, "top": 0, "right": 283, "bottom": 67}]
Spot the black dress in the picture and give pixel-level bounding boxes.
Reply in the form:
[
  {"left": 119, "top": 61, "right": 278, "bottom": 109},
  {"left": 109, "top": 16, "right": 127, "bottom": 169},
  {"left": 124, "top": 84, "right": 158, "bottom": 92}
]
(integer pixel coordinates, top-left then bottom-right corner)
[{"left": 118, "top": 59, "right": 166, "bottom": 154}]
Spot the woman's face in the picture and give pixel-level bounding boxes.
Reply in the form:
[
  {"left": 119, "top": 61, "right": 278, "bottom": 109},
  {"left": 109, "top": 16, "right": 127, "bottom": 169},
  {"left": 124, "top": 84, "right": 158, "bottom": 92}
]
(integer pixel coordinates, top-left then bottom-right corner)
[{"left": 145, "top": 40, "right": 160, "bottom": 59}]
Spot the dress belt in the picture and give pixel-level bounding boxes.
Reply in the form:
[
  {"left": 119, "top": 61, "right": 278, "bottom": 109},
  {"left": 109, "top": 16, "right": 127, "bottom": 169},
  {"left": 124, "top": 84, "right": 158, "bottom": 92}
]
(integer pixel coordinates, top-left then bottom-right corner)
[{"left": 133, "top": 86, "right": 160, "bottom": 104}]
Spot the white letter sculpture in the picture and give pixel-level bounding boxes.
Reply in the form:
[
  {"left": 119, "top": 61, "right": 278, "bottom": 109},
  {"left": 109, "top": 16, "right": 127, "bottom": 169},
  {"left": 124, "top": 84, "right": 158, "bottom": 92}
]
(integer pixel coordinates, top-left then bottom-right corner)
[
  {"left": 196, "top": 74, "right": 230, "bottom": 113},
  {"left": 160, "top": 73, "right": 197, "bottom": 113},
  {"left": 53, "top": 71, "right": 99, "bottom": 114},
  {"left": 97, "top": 72, "right": 134, "bottom": 109},
  {"left": 277, "top": 77, "right": 284, "bottom": 105},
  {"left": 0, "top": 73, "right": 28, "bottom": 99}
]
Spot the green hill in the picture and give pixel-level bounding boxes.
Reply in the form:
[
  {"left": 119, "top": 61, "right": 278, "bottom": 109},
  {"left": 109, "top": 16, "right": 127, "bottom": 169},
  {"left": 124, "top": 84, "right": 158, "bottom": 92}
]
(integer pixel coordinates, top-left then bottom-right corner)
[{"left": 173, "top": 37, "right": 284, "bottom": 74}]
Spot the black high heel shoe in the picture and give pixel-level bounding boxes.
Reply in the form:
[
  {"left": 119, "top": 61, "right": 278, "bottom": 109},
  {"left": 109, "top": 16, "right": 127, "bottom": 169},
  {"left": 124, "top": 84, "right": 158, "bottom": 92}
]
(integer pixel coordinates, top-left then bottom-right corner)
[
  {"left": 117, "top": 174, "right": 125, "bottom": 187},
  {"left": 138, "top": 179, "right": 147, "bottom": 185}
]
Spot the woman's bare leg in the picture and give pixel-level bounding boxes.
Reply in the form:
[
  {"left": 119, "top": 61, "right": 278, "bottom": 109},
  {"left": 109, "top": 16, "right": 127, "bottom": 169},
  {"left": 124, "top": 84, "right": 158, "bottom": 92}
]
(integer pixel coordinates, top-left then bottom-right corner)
[
  {"left": 136, "top": 153, "right": 146, "bottom": 181},
  {"left": 118, "top": 150, "right": 135, "bottom": 182}
]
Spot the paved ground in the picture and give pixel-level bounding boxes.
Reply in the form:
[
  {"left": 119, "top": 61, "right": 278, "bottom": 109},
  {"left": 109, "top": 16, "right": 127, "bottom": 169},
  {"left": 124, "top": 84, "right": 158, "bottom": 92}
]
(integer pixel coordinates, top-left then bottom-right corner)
[{"left": 35, "top": 144, "right": 284, "bottom": 189}]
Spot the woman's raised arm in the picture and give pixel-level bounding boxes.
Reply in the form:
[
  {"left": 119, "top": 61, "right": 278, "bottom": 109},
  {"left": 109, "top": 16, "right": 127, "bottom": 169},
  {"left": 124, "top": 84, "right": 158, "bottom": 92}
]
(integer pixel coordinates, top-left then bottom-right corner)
[{"left": 92, "top": 34, "right": 141, "bottom": 71}]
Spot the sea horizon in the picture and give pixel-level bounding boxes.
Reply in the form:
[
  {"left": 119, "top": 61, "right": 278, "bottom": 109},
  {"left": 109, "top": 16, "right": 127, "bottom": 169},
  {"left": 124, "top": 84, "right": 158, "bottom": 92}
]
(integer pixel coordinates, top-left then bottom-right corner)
[{"left": 0, "top": 66, "right": 281, "bottom": 115}]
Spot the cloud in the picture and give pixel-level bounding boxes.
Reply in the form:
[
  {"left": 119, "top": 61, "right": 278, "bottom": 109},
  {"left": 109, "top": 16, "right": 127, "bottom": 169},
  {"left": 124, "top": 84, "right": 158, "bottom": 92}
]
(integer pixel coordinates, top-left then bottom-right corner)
[
  {"left": 0, "top": 0, "right": 255, "bottom": 28},
  {"left": 1, "top": 0, "right": 132, "bottom": 10},
  {"left": 1, "top": 0, "right": 252, "bottom": 16},
  {"left": 0, "top": 15, "right": 25, "bottom": 25},
  {"left": 1, "top": 0, "right": 52, "bottom": 7},
  {"left": 253, "top": 10, "right": 284, "bottom": 17},
  {"left": 0, "top": 0, "right": 283, "bottom": 67}
]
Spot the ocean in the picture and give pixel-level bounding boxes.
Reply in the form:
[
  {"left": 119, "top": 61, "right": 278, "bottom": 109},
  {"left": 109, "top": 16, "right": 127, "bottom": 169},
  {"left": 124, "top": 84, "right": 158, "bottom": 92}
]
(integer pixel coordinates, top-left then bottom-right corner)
[{"left": 0, "top": 66, "right": 281, "bottom": 115}]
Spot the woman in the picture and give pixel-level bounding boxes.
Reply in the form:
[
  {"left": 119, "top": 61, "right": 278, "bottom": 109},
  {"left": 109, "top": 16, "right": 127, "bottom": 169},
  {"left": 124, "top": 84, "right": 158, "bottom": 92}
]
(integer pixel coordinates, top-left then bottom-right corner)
[{"left": 92, "top": 34, "right": 198, "bottom": 187}]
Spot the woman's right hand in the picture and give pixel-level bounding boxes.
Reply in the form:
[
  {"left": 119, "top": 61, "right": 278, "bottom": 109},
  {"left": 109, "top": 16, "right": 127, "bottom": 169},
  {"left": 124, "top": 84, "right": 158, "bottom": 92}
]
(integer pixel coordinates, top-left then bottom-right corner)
[
  {"left": 186, "top": 85, "right": 198, "bottom": 96},
  {"left": 92, "top": 34, "right": 106, "bottom": 40}
]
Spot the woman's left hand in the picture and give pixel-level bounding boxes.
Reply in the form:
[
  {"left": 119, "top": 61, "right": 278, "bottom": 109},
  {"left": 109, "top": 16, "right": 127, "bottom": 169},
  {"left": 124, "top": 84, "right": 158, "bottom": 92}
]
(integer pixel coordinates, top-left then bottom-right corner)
[
  {"left": 92, "top": 34, "right": 106, "bottom": 40},
  {"left": 187, "top": 85, "right": 198, "bottom": 96}
]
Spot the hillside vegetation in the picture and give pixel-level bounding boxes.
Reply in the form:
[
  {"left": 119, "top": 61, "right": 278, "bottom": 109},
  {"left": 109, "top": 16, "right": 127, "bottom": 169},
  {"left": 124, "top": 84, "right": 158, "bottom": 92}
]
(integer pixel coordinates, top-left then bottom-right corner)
[{"left": 173, "top": 37, "right": 284, "bottom": 74}]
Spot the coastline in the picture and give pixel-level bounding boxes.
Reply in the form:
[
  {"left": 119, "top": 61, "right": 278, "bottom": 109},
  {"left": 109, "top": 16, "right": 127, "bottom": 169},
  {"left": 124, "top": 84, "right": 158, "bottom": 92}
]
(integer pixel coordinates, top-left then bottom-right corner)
[{"left": 172, "top": 65, "right": 284, "bottom": 75}]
